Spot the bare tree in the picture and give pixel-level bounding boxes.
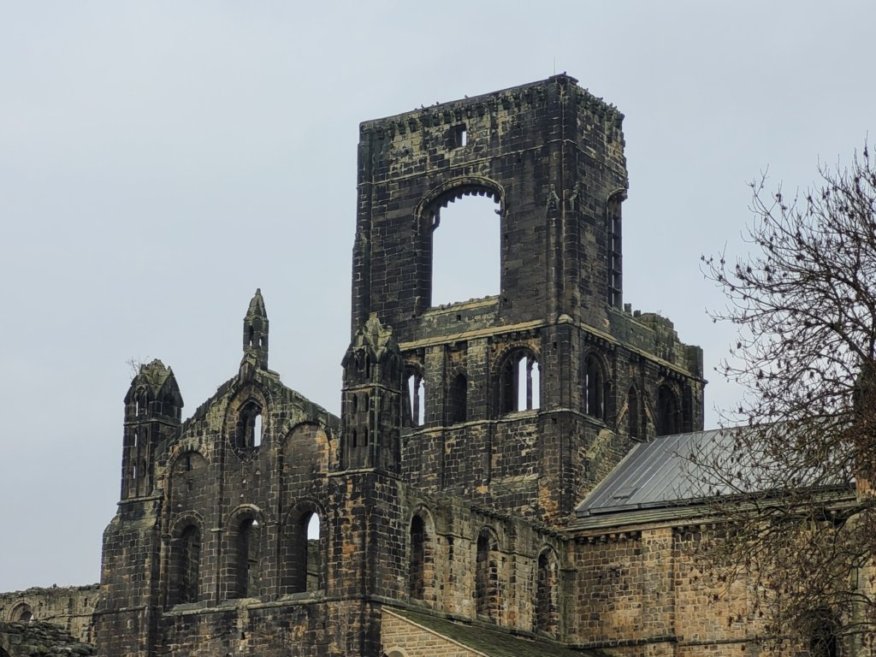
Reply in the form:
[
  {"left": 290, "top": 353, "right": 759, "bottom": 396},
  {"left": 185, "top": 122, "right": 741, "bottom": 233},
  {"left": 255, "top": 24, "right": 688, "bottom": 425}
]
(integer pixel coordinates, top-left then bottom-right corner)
[{"left": 696, "top": 147, "right": 876, "bottom": 650}]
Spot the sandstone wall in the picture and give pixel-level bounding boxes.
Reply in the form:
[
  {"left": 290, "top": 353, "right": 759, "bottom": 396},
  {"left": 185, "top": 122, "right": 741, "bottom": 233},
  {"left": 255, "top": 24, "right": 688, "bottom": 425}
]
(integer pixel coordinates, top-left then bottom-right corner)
[{"left": 0, "top": 586, "right": 97, "bottom": 644}]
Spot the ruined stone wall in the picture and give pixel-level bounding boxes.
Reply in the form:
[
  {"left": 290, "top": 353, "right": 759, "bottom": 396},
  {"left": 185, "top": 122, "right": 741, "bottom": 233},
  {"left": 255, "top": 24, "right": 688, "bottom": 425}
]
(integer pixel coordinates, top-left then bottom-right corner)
[
  {"left": 158, "top": 367, "right": 340, "bottom": 606},
  {"left": 0, "top": 586, "right": 97, "bottom": 644},
  {"left": 396, "top": 491, "right": 566, "bottom": 637},
  {"left": 569, "top": 529, "right": 674, "bottom": 648},
  {"left": 672, "top": 528, "right": 760, "bottom": 649},
  {"left": 94, "top": 355, "right": 361, "bottom": 656},
  {"left": 566, "top": 525, "right": 816, "bottom": 657},
  {"left": 157, "top": 600, "right": 379, "bottom": 657},
  {"left": 398, "top": 322, "right": 702, "bottom": 523},
  {"left": 349, "top": 75, "right": 704, "bottom": 525},
  {"left": 352, "top": 75, "right": 628, "bottom": 336},
  {"left": 0, "top": 620, "right": 95, "bottom": 657},
  {"left": 86, "top": 76, "right": 715, "bottom": 657}
]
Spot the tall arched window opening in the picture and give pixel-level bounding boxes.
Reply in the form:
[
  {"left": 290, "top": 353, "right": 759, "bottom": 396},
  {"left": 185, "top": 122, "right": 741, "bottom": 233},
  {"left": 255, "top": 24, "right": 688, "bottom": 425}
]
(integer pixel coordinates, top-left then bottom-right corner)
[
  {"left": 407, "top": 372, "right": 426, "bottom": 426},
  {"left": 627, "top": 386, "right": 641, "bottom": 439},
  {"left": 449, "top": 373, "right": 468, "bottom": 424},
  {"left": 236, "top": 401, "right": 263, "bottom": 450},
  {"left": 282, "top": 508, "right": 323, "bottom": 594},
  {"left": 607, "top": 194, "right": 623, "bottom": 307},
  {"left": 134, "top": 388, "right": 147, "bottom": 416},
  {"left": 475, "top": 528, "right": 499, "bottom": 622},
  {"left": 170, "top": 525, "right": 201, "bottom": 605},
  {"left": 656, "top": 385, "right": 679, "bottom": 436},
  {"left": 233, "top": 518, "right": 260, "bottom": 598},
  {"left": 409, "top": 515, "right": 426, "bottom": 600},
  {"left": 584, "top": 355, "right": 605, "bottom": 420},
  {"left": 807, "top": 610, "right": 840, "bottom": 657},
  {"left": 682, "top": 385, "right": 694, "bottom": 434},
  {"left": 180, "top": 526, "right": 201, "bottom": 603},
  {"left": 306, "top": 513, "right": 321, "bottom": 592},
  {"left": 130, "top": 431, "right": 139, "bottom": 495},
  {"left": 499, "top": 351, "right": 540, "bottom": 414},
  {"left": 431, "top": 193, "right": 501, "bottom": 307},
  {"left": 535, "top": 550, "right": 559, "bottom": 636}
]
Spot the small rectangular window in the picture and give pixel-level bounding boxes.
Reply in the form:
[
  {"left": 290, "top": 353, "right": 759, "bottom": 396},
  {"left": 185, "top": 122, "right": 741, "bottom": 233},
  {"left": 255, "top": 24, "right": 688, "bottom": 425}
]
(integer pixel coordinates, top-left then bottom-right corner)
[{"left": 452, "top": 124, "right": 467, "bottom": 149}]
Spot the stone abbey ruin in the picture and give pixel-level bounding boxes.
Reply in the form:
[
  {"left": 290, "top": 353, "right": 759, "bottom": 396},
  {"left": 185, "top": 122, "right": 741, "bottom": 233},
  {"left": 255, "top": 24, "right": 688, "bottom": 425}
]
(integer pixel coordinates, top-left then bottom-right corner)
[{"left": 2, "top": 75, "right": 861, "bottom": 657}]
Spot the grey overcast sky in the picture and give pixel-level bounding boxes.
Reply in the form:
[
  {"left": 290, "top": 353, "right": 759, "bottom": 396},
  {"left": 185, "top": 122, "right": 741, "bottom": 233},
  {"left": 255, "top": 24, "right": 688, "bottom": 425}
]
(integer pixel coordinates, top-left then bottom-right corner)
[{"left": 1, "top": 1, "right": 873, "bottom": 591}]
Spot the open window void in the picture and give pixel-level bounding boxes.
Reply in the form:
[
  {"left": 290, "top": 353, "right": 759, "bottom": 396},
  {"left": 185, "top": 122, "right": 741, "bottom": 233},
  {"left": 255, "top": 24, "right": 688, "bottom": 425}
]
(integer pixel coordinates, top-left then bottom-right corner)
[
  {"left": 431, "top": 193, "right": 500, "bottom": 307},
  {"left": 406, "top": 371, "right": 426, "bottom": 426},
  {"left": 499, "top": 349, "right": 540, "bottom": 414}
]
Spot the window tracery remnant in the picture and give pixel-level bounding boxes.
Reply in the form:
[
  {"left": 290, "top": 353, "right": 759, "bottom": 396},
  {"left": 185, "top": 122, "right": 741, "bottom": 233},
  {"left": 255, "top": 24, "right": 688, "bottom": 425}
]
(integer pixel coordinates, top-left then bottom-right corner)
[
  {"left": 235, "top": 401, "right": 263, "bottom": 450},
  {"left": 406, "top": 371, "right": 426, "bottom": 426},
  {"left": 499, "top": 350, "right": 540, "bottom": 414}
]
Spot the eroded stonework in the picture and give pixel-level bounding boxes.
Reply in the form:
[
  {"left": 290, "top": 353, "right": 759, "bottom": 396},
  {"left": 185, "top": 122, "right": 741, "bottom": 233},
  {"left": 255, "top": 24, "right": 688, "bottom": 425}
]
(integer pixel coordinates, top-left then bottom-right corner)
[{"left": 9, "top": 76, "right": 830, "bottom": 657}]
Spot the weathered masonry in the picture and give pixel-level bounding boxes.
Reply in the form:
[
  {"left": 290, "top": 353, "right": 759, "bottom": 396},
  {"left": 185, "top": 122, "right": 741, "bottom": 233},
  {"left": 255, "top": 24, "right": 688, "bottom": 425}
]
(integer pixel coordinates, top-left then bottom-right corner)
[
  {"left": 20, "top": 76, "right": 842, "bottom": 657},
  {"left": 353, "top": 73, "right": 704, "bottom": 522}
]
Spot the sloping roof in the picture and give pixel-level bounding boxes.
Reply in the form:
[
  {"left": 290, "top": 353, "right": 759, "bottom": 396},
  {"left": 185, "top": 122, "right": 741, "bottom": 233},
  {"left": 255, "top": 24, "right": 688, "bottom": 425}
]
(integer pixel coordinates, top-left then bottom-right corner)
[
  {"left": 387, "top": 608, "right": 604, "bottom": 657},
  {"left": 575, "top": 429, "right": 730, "bottom": 518},
  {"left": 572, "top": 427, "right": 856, "bottom": 531}
]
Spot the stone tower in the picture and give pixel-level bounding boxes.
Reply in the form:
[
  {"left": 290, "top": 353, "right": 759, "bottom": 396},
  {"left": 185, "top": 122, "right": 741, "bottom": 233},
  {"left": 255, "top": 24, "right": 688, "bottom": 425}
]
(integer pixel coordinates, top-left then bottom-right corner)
[
  {"left": 86, "top": 77, "right": 710, "bottom": 657},
  {"left": 97, "top": 360, "right": 182, "bottom": 655},
  {"left": 340, "top": 313, "right": 404, "bottom": 472},
  {"left": 353, "top": 73, "right": 704, "bottom": 521},
  {"left": 121, "top": 360, "right": 183, "bottom": 499}
]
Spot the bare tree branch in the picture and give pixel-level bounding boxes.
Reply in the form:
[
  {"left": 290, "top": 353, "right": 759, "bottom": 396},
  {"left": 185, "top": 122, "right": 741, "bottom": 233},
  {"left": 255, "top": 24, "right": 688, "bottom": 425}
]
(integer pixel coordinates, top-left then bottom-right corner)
[{"left": 694, "top": 145, "right": 876, "bottom": 646}]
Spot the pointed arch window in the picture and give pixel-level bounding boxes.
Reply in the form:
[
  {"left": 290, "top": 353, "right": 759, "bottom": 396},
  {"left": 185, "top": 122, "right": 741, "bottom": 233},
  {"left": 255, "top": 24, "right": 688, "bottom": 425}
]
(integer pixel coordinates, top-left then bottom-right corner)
[
  {"left": 406, "top": 370, "right": 426, "bottom": 427},
  {"left": 134, "top": 387, "right": 147, "bottom": 417},
  {"left": 126, "top": 427, "right": 150, "bottom": 498},
  {"left": 656, "top": 385, "right": 680, "bottom": 436},
  {"left": 229, "top": 516, "right": 261, "bottom": 599},
  {"left": 682, "top": 384, "right": 694, "bottom": 433},
  {"left": 499, "top": 350, "right": 540, "bottom": 414},
  {"left": 448, "top": 372, "right": 468, "bottom": 424},
  {"left": 281, "top": 506, "right": 324, "bottom": 595},
  {"left": 409, "top": 515, "right": 426, "bottom": 600},
  {"left": 305, "top": 512, "right": 322, "bottom": 592},
  {"left": 584, "top": 354, "right": 606, "bottom": 420},
  {"left": 169, "top": 524, "right": 201, "bottom": 605},
  {"left": 475, "top": 527, "right": 500, "bottom": 622},
  {"left": 408, "top": 512, "right": 435, "bottom": 602},
  {"left": 180, "top": 525, "right": 201, "bottom": 603},
  {"left": 535, "top": 549, "right": 559, "bottom": 636},
  {"left": 430, "top": 188, "right": 501, "bottom": 307},
  {"left": 236, "top": 401, "right": 263, "bottom": 450}
]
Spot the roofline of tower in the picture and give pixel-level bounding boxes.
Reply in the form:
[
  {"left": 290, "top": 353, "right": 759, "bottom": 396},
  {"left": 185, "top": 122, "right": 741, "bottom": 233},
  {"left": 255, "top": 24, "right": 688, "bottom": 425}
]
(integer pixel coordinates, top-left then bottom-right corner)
[{"left": 359, "top": 73, "right": 623, "bottom": 132}]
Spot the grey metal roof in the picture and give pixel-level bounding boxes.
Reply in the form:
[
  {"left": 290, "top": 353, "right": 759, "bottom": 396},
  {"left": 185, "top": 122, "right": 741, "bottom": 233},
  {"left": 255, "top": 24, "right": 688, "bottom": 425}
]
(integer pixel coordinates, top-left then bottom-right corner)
[
  {"left": 575, "top": 428, "right": 740, "bottom": 518},
  {"left": 572, "top": 426, "right": 856, "bottom": 531}
]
